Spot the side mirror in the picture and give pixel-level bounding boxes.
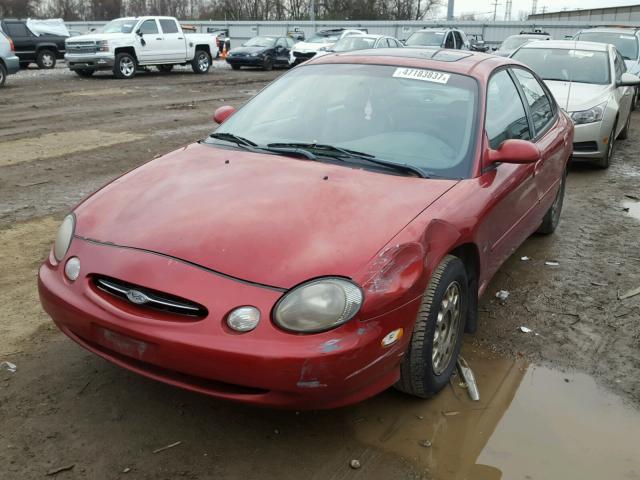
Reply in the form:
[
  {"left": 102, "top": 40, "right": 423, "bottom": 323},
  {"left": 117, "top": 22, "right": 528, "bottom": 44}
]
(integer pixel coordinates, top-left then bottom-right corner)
[
  {"left": 485, "top": 139, "right": 540, "bottom": 167},
  {"left": 90, "top": 27, "right": 96, "bottom": 32},
  {"left": 618, "top": 72, "right": 640, "bottom": 87},
  {"left": 136, "top": 29, "right": 143, "bottom": 37},
  {"left": 213, "top": 105, "right": 236, "bottom": 124},
  {"left": 492, "top": 47, "right": 498, "bottom": 51}
]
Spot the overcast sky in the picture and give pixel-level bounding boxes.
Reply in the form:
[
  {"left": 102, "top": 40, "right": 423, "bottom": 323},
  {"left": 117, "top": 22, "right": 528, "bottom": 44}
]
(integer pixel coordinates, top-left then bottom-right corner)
[{"left": 444, "top": 0, "right": 637, "bottom": 19}]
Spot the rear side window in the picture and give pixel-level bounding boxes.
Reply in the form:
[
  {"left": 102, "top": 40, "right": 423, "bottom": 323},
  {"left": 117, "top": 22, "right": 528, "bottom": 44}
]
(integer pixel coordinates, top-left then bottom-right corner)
[
  {"left": 139, "top": 20, "right": 159, "bottom": 35},
  {"left": 512, "top": 68, "right": 555, "bottom": 136},
  {"left": 486, "top": 70, "right": 531, "bottom": 149},
  {"left": 5, "top": 23, "right": 30, "bottom": 37},
  {"left": 159, "top": 20, "right": 179, "bottom": 34}
]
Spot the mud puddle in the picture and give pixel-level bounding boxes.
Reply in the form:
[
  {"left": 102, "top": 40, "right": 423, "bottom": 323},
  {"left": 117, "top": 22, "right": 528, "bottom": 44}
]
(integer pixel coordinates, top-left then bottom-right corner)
[{"left": 349, "top": 347, "right": 640, "bottom": 479}]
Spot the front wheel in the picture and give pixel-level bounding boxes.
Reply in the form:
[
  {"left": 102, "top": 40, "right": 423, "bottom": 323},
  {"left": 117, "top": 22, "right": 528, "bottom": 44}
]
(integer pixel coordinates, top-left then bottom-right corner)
[
  {"left": 191, "top": 50, "right": 211, "bottom": 74},
  {"left": 395, "top": 255, "right": 468, "bottom": 398},
  {"left": 0, "top": 63, "right": 6, "bottom": 87},
  {"left": 113, "top": 52, "right": 137, "bottom": 79},
  {"left": 618, "top": 111, "right": 631, "bottom": 140},
  {"left": 537, "top": 169, "right": 566, "bottom": 234},
  {"left": 36, "top": 49, "right": 56, "bottom": 69},
  {"left": 594, "top": 122, "right": 616, "bottom": 169},
  {"left": 262, "top": 56, "right": 273, "bottom": 71}
]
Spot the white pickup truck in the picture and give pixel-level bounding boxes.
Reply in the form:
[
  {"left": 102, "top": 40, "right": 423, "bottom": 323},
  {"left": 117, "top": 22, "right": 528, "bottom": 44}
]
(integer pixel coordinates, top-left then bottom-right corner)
[{"left": 65, "top": 16, "right": 217, "bottom": 79}]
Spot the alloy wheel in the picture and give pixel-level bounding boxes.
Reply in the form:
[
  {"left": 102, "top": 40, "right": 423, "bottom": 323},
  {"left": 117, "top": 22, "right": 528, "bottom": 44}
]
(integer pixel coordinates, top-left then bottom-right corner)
[
  {"left": 42, "top": 53, "right": 54, "bottom": 68},
  {"left": 120, "top": 57, "right": 135, "bottom": 77},
  {"left": 198, "top": 53, "right": 209, "bottom": 72},
  {"left": 432, "top": 281, "right": 461, "bottom": 375}
]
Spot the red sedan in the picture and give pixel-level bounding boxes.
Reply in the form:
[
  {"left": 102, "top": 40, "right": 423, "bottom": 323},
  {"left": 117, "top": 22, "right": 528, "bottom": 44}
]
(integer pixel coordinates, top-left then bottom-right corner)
[{"left": 39, "top": 49, "right": 573, "bottom": 409}]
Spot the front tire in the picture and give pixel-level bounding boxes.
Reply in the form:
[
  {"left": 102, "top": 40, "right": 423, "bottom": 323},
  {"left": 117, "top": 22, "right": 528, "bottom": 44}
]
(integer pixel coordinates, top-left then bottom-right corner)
[
  {"left": 537, "top": 169, "right": 566, "bottom": 234},
  {"left": 0, "top": 63, "right": 6, "bottom": 87},
  {"left": 618, "top": 112, "right": 631, "bottom": 140},
  {"left": 191, "top": 50, "right": 211, "bottom": 74},
  {"left": 113, "top": 52, "right": 137, "bottom": 79},
  {"left": 262, "top": 56, "right": 273, "bottom": 71},
  {"left": 36, "top": 49, "right": 56, "bottom": 69},
  {"left": 395, "top": 255, "right": 468, "bottom": 398},
  {"left": 594, "top": 121, "right": 616, "bottom": 169}
]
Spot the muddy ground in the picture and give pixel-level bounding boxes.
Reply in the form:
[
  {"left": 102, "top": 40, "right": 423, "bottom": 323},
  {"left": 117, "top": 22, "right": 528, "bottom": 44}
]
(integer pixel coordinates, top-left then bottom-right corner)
[{"left": 1, "top": 63, "right": 639, "bottom": 479}]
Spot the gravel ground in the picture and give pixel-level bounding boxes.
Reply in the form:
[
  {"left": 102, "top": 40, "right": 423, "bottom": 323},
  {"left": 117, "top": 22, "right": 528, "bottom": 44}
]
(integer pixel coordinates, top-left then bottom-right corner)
[{"left": 1, "top": 62, "right": 639, "bottom": 479}]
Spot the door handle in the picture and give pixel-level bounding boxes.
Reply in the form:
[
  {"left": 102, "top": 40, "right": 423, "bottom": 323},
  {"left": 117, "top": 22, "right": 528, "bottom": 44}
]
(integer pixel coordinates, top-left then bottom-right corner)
[{"left": 177, "top": 37, "right": 183, "bottom": 40}]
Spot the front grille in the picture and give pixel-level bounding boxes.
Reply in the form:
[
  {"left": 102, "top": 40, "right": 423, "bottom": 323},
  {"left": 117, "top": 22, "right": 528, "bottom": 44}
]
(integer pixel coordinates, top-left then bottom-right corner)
[
  {"left": 66, "top": 41, "right": 97, "bottom": 54},
  {"left": 94, "top": 276, "right": 207, "bottom": 318},
  {"left": 573, "top": 141, "right": 598, "bottom": 152}
]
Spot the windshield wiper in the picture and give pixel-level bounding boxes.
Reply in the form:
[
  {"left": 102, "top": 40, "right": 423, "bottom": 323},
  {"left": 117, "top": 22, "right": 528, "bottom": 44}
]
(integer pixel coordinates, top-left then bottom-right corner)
[
  {"left": 210, "top": 132, "right": 257, "bottom": 148},
  {"left": 267, "top": 142, "right": 427, "bottom": 178}
]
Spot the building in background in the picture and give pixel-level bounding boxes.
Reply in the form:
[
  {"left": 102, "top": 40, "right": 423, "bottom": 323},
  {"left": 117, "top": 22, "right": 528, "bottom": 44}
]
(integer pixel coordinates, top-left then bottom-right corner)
[{"left": 529, "top": 3, "right": 640, "bottom": 22}]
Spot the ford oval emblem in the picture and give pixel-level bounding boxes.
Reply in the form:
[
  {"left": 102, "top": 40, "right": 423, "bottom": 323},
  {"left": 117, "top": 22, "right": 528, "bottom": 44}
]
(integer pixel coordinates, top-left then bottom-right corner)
[{"left": 126, "top": 289, "right": 149, "bottom": 305}]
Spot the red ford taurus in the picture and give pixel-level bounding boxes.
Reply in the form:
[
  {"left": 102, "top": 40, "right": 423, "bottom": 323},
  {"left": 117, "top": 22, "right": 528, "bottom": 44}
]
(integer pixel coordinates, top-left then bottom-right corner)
[{"left": 39, "top": 49, "right": 572, "bottom": 409}]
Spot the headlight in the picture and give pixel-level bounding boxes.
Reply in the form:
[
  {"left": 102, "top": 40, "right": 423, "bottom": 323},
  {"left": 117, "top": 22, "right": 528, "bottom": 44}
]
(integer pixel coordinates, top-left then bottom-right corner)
[
  {"left": 250, "top": 52, "right": 261, "bottom": 57},
  {"left": 570, "top": 101, "right": 607, "bottom": 125},
  {"left": 273, "top": 278, "right": 363, "bottom": 333},
  {"left": 53, "top": 214, "right": 75, "bottom": 262}
]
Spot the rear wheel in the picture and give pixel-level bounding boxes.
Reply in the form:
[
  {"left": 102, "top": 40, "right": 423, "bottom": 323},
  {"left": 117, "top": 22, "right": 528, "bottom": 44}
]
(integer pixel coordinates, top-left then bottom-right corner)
[
  {"left": 74, "top": 69, "right": 95, "bottom": 77},
  {"left": 537, "top": 169, "right": 566, "bottom": 234},
  {"left": 191, "top": 50, "right": 211, "bottom": 74},
  {"left": 36, "top": 49, "right": 56, "bottom": 69},
  {"left": 157, "top": 64, "right": 174, "bottom": 73},
  {"left": 0, "top": 63, "right": 6, "bottom": 87},
  {"left": 395, "top": 255, "right": 468, "bottom": 398},
  {"left": 113, "top": 52, "right": 137, "bottom": 79}
]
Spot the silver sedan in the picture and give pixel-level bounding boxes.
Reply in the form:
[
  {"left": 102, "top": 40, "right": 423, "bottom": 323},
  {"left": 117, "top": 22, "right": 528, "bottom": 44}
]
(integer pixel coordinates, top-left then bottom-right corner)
[{"left": 512, "top": 40, "right": 640, "bottom": 168}]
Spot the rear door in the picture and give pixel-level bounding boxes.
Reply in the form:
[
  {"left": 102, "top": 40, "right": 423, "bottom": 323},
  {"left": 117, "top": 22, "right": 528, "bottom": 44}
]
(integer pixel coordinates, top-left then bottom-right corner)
[
  {"left": 158, "top": 19, "right": 186, "bottom": 62},
  {"left": 136, "top": 19, "right": 164, "bottom": 63},
  {"left": 4, "top": 22, "right": 34, "bottom": 61}
]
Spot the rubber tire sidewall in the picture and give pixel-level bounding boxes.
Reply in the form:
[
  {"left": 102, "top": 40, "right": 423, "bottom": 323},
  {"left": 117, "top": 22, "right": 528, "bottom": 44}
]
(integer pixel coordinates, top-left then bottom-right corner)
[
  {"left": 594, "top": 121, "right": 616, "bottom": 169},
  {"left": 537, "top": 168, "right": 566, "bottom": 235},
  {"left": 36, "top": 49, "right": 56, "bottom": 69},
  {"left": 262, "top": 56, "right": 273, "bottom": 71},
  {"left": 0, "top": 63, "right": 6, "bottom": 87},
  {"left": 191, "top": 50, "right": 211, "bottom": 74},
  {"left": 396, "top": 255, "right": 468, "bottom": 398},
  {"left": 618, "top": 111, "right": 631, "bottom": 140},
  {"left": 113, "top": 53, "right": 137, "bottom": 79}
]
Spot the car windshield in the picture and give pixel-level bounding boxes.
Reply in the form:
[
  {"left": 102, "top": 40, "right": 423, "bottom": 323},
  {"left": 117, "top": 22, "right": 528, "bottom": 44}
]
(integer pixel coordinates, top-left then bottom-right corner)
[
  {"left": 243, "top": 36, "right": 276, "bottom": 48},
  {"left": 512, "top": 48, "right": 611, "bottom": 85},
  {"left": 574, "top": 32, "right": 639, "bottom": 60},
  {"left": 100, "top": 19, "right": 137, "bottom": 34},
  {"left": 332, "top": 36, "right": 377, "bottom": 51},
  {"left": 500, "top": 36, "right": 534, "bottom": 50},
  {"left": 308, "top": 33, "right": 340, "bottom": 43},
  {"left": 207, "top": 64, "right": 479, "bottom": 179},
  {"left": 405, "top": 31, "right": 445, "bottom": 47}
]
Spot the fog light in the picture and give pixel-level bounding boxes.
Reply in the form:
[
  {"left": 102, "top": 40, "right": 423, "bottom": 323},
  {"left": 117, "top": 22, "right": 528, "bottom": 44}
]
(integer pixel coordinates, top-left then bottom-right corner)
[
  {"left": 64, "top": 257, "right": 81, "bottom": 281},
  {"left": 381, "top": 328, "right": 403, "bottom": 347},
  {"left": 227, "top": 306, "right": 260, "bottom": 332}
]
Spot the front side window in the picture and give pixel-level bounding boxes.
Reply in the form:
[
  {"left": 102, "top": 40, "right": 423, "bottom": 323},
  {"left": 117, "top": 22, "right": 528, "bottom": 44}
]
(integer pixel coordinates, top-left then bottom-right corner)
[
  {"left": 512, "top": 48, "right": 611, "bottom": 85},
  {"left": 512, "top": 68, "right": 555, "bottom": 136},
  {"left": 139, "top": 20, "right": 158, "bottom": 35},
  {"left": 486, "top": 70, "right": 531, "bottom": 150},
  {"left": 208, "top": 64, "right": 479, "bottom": 179},
  {"left": 159, "top": 19, "right": 179, "bottom": 34}
]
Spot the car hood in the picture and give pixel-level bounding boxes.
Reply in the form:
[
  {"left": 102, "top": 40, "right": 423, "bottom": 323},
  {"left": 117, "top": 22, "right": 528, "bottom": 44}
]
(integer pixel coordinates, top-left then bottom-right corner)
[
  {"left": 292, "top": 41, "right": 331, "bottom": 52},
  {"left": 230, "top": 46, "right": 268, "bottom": 54},
  {"left": 544, "top": 80, "right": 612, "bottom": 112},
  {"left": 66, "top": 33, "right": 129, "bottom": 43},
  {"left": 74, "top": 143, "right": 457, "bottom": 289}
]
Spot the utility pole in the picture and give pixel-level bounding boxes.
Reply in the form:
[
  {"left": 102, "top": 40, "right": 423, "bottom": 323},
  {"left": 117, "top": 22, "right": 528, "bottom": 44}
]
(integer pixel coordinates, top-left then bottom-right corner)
[
  {"left": 531, "top": 0, "right": 538, "bottom": 15},
  {"left": 309, "top": 0, "right": 316, "bottom": 23},
  {"left": 505, "top": 0, "right": 512, "bottom": 21},
  {"left": 447, "top": 0, "right": 455, "bottom": 20},
  {"left": 491, "top": 0, "right": 501, "bottom": 21}
]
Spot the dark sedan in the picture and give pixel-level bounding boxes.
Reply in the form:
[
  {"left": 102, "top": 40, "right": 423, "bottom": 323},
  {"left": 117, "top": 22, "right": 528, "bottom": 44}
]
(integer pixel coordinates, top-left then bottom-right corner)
[{"left": 226, "top": 35, "right": 294, "bottom": 71}]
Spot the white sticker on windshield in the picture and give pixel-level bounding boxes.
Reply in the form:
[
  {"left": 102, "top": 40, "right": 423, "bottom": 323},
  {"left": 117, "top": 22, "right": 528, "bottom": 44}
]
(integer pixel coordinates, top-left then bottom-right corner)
[{"left": 393, "top": 67, "right": 450, "bottom": 84}]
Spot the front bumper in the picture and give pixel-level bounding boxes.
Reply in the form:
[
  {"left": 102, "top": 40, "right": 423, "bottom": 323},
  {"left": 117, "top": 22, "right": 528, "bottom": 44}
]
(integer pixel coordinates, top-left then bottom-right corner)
[
  {"left": 65, "top": 53, "right": 115, "bottom": 70},
  {"left": 571, "top": 120, "right": 608, "bottom": 159},
  {"left": 39, "top": 237, "right": 417, "bottom": 409},
  {"left": 226, "top": 56, "right": 264, "bottom": 67},
  {"left": 4, "top": 54, "right": 20, "bottom": 74}
]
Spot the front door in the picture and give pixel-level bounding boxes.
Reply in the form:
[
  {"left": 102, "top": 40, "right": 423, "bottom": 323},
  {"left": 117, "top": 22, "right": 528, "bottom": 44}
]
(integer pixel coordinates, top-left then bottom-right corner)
[
  {"left": 136, "top": 19, "right": 164, "bottom": 63},
  {"left": 274, "top": 37, "right": 290, "bottom": 66},
  {"left": 614, "top": 49, "right": 633, "bottom": 135}
]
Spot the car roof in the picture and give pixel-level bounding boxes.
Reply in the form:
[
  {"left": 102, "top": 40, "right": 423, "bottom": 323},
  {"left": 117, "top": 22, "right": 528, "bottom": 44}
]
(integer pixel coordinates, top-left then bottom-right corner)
[
  {"left": 519, "top": 39, "right": 609, "bottom": 51},
  {"left": 307, "top": 47, "right": 516, "bottom": 78},
  {"left": 341, "top": 34, "right": 386, "bottom": 40},
  {"left": 414, "top": 28, "right": 452, "bottom": 32},
  {"left": 578, "top": 27, "right": 639, "bottom": 34}
]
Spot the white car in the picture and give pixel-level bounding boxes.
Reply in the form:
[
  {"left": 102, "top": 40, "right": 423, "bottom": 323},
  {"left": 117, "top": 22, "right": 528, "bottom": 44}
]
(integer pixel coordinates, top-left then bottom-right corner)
[
  {"left": 290, "top": 28, "right": 365, "bottom": 65},
  {"left": 313, "top": 34, "right": 403, "bottom": 58},
  {"left": 512, "top": 40, "right": 640, "bottom": 168},
  {"left": 65, "top": 16, "right": 218, "bottom": 79}
]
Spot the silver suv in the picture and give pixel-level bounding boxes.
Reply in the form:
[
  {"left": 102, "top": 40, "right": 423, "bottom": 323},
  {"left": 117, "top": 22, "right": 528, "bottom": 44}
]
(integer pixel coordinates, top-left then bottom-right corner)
[
  {"left": 404, "top": 28, "right": 470, "bottom": 50},
  {"left": 574, "top": 27, "right": 640, "bottom": 107},
  {"left": 0, "top": 29, "right": 20, "bottom": 87}
]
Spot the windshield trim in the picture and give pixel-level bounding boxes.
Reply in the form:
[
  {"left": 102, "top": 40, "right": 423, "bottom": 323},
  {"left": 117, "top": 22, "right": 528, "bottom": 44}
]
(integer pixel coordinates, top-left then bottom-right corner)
[{"left": 204, "top": 62, "right": 481, "bottom": 180}]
